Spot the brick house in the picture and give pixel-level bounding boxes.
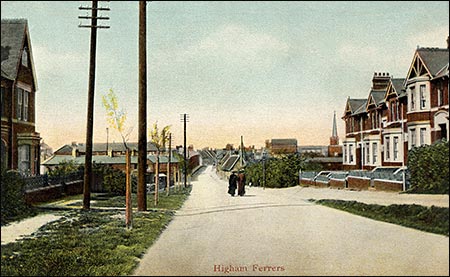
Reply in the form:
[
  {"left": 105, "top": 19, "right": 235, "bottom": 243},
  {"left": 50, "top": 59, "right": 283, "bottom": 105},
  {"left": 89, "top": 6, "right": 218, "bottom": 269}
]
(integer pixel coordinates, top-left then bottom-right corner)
[
  {"left": 265, "top": 138, "right": 298, "bottom": 156},
  {"left": 342, "top": 38, "right": 449, "bottom": 171},
  {"left": 1, "top": 19, "right": 41, "bottom": 175}
]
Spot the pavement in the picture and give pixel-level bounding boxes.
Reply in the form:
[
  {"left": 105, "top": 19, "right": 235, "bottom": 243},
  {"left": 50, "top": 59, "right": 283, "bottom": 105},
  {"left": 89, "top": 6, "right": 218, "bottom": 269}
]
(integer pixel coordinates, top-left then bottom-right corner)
[{"left": 132, "top": 165, "right": 449, "bottom": 276}]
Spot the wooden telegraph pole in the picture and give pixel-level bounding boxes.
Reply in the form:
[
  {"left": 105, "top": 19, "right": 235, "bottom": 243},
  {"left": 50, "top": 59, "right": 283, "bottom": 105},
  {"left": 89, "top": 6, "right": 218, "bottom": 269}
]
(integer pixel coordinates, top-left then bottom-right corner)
[
  {"left": 137, "top": 0, "right": 147, "bottom": 211},
  {"left": 78, "top": 1, "right": 109, "bottom": 210}
]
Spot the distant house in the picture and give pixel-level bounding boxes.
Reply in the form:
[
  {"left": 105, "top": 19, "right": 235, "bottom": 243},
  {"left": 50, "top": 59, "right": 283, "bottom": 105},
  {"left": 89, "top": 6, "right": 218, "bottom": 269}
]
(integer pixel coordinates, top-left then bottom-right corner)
[
  {"left": 42, "top": 141, "right": 180, "bottom": 181},
  {"left": 266, "top": 138, "right": 298, "bottom": 155},
  {"left": 1, "top": 19, "right": 41, "bottom": 175}
]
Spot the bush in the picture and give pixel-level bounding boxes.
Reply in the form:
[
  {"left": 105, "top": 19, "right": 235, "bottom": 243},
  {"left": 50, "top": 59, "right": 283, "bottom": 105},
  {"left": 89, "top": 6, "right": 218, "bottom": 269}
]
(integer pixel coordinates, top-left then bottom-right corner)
[
  {"left": 407, "top": 140, "right": 449, "bottom": 194},
  {"left": 48, "top": 160, "right": 80, "bottom": 177},
  {"left": 93, "top": 164, "right": 128, "bottom": 196},
  {"left": 244, "top": 154, "right": 322, "bottom": 188},
  {"left": 1, "top": 168, "right": 36, "bottom": 225}
]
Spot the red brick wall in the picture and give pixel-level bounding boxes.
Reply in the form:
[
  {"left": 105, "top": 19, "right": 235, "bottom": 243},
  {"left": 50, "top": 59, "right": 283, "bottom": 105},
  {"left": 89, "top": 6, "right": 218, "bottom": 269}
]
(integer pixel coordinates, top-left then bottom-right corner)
[
  {"left": 314, "top": 180, "right": 329, "bottom": 188},
  {"left": 347, "top": 176, "right": 370, "bottom": 190},
  {"left": 373, "top": 180, "right": 403, "bottom": 192},
  {"left": 329, "top": 179, "right": 345, "bottom": 189},
  {"left": 299, "top": 179, "right": 315, "bottom": 186},
  {"left": 24, "top": 181, "right": 83, "bottom": 204}
]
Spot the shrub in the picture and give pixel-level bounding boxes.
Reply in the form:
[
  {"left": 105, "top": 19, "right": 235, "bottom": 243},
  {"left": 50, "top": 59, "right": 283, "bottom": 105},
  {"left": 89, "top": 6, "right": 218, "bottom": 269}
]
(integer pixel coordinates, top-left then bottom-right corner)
[
  {"left": 93, "top": 164, "right": 128, "bottom": 196},
  {"left": 1, "top": 168, "right": 36, "bottom": 225},
  {"left": 244, "top": 154, "right": 321, "bottom": 188},
  {"left": 407, "top": 140, "right": 449, "bottom": 194}
]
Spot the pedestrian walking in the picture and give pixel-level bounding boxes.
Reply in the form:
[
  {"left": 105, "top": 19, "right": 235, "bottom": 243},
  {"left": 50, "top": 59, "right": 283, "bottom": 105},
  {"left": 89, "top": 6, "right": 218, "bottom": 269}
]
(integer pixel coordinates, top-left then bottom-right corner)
[
  {"left": 228, "top": 171, "right": 238, "bottom": 196},
  {"left": 237, "top": 170, "right": 246, "bottom": 196}
]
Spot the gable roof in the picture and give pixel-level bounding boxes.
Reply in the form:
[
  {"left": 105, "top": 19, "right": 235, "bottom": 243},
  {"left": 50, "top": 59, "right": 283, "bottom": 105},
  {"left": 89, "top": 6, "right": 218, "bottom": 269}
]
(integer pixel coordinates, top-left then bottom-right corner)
[
  {"left": 353, "top": 99, "right": 368, "bottom": 115},
  {"left": 344, "top": 98, "right": 366, "bottom": 116},
  {"left": 221, "top": 155, "right": 240, "bottom": 171},
  {"left": 53, "top": 142, "right": 158, "bottom": 155},
  {"left": 367, "top": 89, "right": 385, "bottom": 109},
  {"left": 433, "top": 63, "right": 449, "bottom": 80},
  {"left": 1, "top": 18, "right": 38, "bottom": 90},
  {"left": 417, "top": 48, "right": 449, "bottom": 76},
  {"left": 384, "top": 78, "right": 406, "bottom": 100},
  {"left": 406, "top": 47, "right": 449, "bottom": 81}
]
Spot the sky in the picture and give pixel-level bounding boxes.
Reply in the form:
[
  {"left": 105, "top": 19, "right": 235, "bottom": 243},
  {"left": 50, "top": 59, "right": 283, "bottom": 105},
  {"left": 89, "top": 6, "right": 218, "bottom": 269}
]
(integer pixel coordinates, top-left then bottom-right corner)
[{"left": 1, "top": 1, "right": 449, "bottom": 151}]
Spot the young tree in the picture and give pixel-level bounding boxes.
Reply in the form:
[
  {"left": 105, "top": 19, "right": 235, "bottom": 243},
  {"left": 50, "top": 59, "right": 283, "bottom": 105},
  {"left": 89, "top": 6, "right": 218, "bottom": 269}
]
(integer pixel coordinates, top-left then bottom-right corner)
[
  {"left": 102, "top": 88, "right": 132, "bottom": 149},
  {"left": 149, "top": 122, "right": 171, "bottom": 205},
  {"left": 102, "top": 88, "right": 133, "bottom": 229}
]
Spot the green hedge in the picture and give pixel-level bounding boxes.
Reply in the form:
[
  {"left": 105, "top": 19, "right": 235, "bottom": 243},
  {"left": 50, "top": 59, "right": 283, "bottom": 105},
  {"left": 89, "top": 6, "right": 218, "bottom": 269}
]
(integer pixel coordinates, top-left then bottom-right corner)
[
  {"left": 1, "top": 169, "right": 36, "bottom": 226},
  {"left": 244, "top": 154, "right": 323, "bottom": 188},
  {"left": 407, "top": 140, "right": 449, "bottom": 194}
]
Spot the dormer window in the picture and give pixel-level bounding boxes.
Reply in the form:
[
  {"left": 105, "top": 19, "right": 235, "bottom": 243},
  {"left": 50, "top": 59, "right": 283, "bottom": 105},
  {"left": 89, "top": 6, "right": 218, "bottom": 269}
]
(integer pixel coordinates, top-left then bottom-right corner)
[{"left": 22, "top": 47, "right": 28, "bottom": 67}]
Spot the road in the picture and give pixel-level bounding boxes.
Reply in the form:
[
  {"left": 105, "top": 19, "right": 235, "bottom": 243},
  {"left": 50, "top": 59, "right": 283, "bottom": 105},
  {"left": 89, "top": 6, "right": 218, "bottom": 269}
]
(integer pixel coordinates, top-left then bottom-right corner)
[{"left": 132, "top": 165, "right": 449, "bottom": 276}]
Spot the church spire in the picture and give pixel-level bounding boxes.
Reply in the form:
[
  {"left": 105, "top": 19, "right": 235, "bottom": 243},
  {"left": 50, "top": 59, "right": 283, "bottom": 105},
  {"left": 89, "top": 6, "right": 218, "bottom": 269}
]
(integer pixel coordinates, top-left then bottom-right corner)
[
  {"left": 330, "top": 111, "right": 339, "bottom": 146},
  {"left": 332, "top": 111, "right": 338, "bottom": 137}
]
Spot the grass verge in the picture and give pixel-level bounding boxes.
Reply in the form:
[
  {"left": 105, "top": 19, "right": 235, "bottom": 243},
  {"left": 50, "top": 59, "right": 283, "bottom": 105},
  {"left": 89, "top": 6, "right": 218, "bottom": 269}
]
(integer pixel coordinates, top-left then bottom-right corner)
[
  {"left": 312, "top": 199, "right": 449, "bottom": 236},
  {"left": 1, "top": 186, "right": 191, "bottom": 276}
]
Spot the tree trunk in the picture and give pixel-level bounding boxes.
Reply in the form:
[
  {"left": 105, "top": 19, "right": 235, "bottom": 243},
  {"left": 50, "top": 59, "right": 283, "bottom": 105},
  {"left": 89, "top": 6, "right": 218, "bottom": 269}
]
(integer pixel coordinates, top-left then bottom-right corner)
[
  {"left": 125, "top": 149, "right": 132, "bottom": 229},
  {"left": 155, "top": 150, "right": 159, "bottom": 205}
]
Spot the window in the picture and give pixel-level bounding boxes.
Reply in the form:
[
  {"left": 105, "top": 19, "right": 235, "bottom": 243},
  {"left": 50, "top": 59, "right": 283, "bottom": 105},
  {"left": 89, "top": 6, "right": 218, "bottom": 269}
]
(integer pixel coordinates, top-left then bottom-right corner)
[
  {"left": 420, "top": 85, "right": 426, "bottom": 110},
  {"left": 390, "top": 102, "right": 394, "bottom": 121},
  {"left": 351, "top": 118, "right": 355, "bottom": 132},
  {"left": 371, "top": 113, "right": 375, "bottom": 129},
  {"left": 22, "top": 47, "right": 28, "bottom": 67},
  {"left": 396, "top": 102, "right": 399, "bottom": 121},
  {"left": 343, "top": 145, "right": 347, "bottom": 163},
  {"left": 410, "top": 128, "right": 416, "bottom": 148},
  {"left": 18, "top": 144, "right": 30, "bottom": 174},
  {"left": 420, "top": 128, "right": 426, "bottom": 146},
  {"left": 437, "top": 82, "right": 444, "bottom": 106},
  {"left": 349, "top": 144, "right": 354, "bottom": 163},
  {"left": 410, "top": 86, "right": 415, "bottom": 111},
  {"left": 393, "top": 136, "right": 399, "bottom": 160},
  {"left": 365, "top": 142, "right": 370, "bottom": 164},
  {"left": 372, "top": 143, "right": 378, "bottom": 164},
  {"left": 15, "top": 87, "right": 29, "bottom": 122},
  {"left": 385, "top": 137, "right": 390, "bottom": 160},
  {"left": 23, "top": 91, "right": 28, "bottom": 121},
  {"left": 17, "top": 88, "right": 23, "bottom": 120}
]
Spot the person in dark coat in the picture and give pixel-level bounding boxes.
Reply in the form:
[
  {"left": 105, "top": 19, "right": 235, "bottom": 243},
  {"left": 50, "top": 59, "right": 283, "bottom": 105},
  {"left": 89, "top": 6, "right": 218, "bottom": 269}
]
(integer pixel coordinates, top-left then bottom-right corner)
[
  {"left": 228, "top": 171, "right": 238, "bottom": 196},
  {"left": 237, "top": 170, "right": 246, "bottom": 196}
]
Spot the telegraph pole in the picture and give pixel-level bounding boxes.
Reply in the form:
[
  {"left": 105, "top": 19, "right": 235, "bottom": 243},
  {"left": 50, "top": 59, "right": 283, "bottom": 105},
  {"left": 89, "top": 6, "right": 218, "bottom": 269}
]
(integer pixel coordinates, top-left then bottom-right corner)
[
  {"left": 180, "top": 113, "right": 189, "bottom": 187},
  {"left": 79, "top": 0, "right": 110, "bottom": 210},
  {"left": 167, "top": 132, "right": 172, "bottom": 196},
  {"left": 137, "top": 0, "right": 147, "bottom": 211}
]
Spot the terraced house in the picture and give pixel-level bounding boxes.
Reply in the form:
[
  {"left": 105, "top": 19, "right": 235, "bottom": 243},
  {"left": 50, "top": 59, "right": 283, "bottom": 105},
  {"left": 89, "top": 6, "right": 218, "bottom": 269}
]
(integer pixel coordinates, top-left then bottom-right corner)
[
  {"left": 1, "top": 19, "right": 41, "bottom": 175},
  {"left": 342, "top": 38, "right": 449, "bottom": 171}
]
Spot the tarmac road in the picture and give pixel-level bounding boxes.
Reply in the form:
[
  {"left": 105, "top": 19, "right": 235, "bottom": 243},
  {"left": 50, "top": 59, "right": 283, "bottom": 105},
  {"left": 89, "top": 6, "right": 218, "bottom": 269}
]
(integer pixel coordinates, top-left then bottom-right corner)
[{"left": 132, "top": 165, "right": 449, "bottom": 276}]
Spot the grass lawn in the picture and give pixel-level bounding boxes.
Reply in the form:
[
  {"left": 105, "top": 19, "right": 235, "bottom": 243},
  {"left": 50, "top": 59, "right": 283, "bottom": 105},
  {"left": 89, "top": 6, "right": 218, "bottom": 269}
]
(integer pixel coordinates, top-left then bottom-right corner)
[
  {"left": 312, "top": 199, "right": 449, "bottom": 236},
  {"left": 1, "top": 186, "right": 191, "bottom": 276}
]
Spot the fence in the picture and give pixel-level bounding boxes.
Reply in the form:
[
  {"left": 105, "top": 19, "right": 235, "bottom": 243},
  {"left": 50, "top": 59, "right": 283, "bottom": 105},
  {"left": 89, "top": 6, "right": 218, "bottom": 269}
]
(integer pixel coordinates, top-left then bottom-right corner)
[{"left": 23, "top": 171, "right": 84, "bottom": 192}]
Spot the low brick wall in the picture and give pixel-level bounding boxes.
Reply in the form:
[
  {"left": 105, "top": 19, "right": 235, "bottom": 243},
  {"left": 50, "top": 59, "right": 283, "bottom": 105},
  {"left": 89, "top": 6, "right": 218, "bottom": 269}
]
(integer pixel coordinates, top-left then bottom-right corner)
[
  {"left": 299, "top": 179, "right": 315, "bottom": 186},
  {"left": 65, "top": 180, "right": 84, "bottom": 195},
  {"left": 25, "top": 184, "right": 63, "bottom": 204},
  {"left": 329, "top": 179, "right": 346, "bottom": 189},
  {"left": 347, "top": 176, "right": 370, "bottom": 190},
  {"left": 373, "top": 179, "right": 403, "bottom": 192},
  {"left": 24, "top": 180, "right": 83, "bottom": 204},
  {"left": 314, "top": 180, "right": 329, "bottom": 188}
]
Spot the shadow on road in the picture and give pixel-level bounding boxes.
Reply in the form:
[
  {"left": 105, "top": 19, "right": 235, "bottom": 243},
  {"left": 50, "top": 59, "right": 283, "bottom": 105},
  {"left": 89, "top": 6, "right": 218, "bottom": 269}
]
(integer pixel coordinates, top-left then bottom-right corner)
[{"left": 176, "top": 203, "right": 313, "bottom": 217}]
